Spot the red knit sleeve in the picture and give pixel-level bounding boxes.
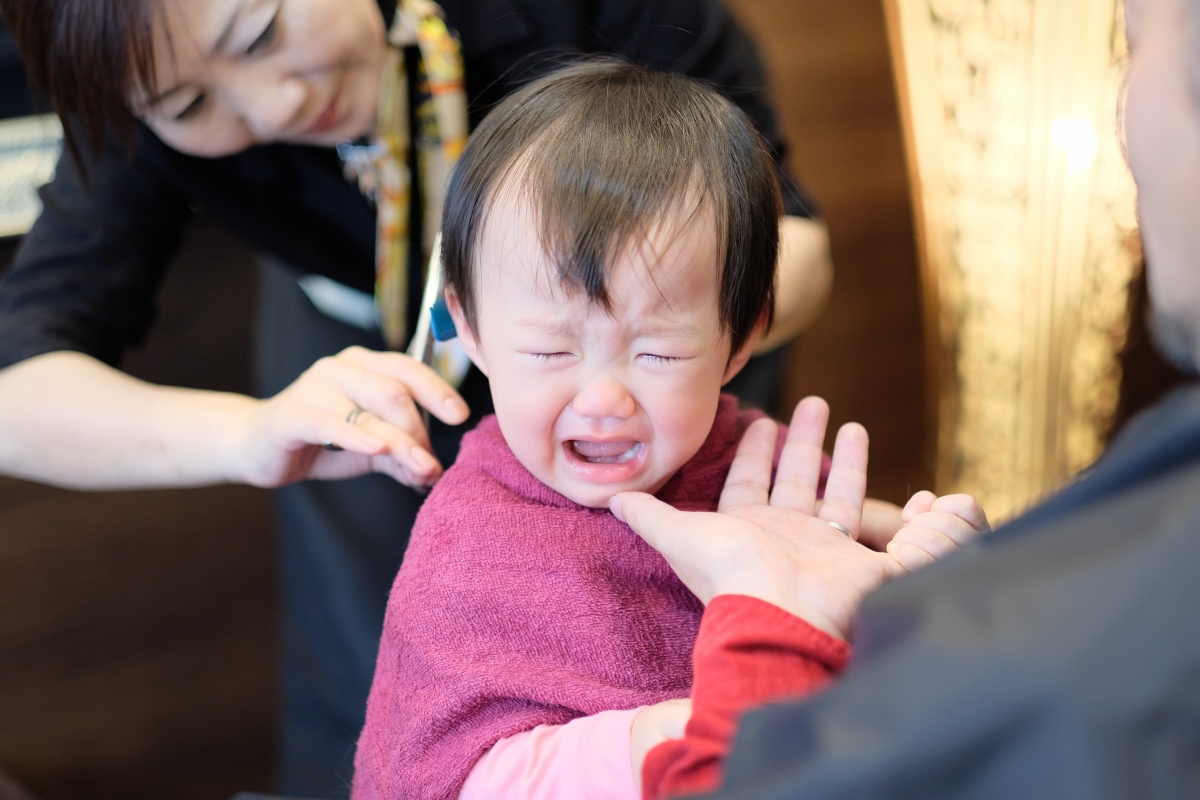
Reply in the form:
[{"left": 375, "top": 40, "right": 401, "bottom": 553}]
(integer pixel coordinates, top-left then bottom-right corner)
[{"left": 641, "top": 595, "right": 851, "bottom": 799}]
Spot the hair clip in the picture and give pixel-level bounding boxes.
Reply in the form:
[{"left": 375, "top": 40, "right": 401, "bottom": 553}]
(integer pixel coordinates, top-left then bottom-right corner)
[{"left": 430, "top": 296, "right": 457, "bottom": 341}]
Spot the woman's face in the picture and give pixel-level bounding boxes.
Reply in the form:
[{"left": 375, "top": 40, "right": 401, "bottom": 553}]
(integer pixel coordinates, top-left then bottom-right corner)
[{"left": 132, "top": 0, "right": 387, "bottom": 156}]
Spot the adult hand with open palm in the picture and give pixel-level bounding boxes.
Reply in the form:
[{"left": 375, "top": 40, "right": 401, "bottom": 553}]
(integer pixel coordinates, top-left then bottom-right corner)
[{"left": 610, "top": 396, "right": 987, "bottom": 639}]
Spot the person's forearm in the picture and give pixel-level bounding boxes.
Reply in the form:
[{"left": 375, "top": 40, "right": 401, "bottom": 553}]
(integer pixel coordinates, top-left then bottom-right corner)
[
  {"left": 757, "top": 215, "right": 833, "bottom": 354},
  {"left": 642, "top": 595, "right": 850, "bottom": 800},
  {"left": 0, "top": 351, "right": 257, "bottom": 490}
]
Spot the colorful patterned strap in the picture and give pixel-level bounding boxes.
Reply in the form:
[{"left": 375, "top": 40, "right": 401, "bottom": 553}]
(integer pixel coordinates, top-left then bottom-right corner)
[{"left": 371, "top": 0, "right": 468, "bottom": 351}]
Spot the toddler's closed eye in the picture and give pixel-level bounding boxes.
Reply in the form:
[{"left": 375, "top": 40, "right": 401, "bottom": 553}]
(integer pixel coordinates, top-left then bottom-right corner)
[{"left": 638, "top": 354, "right": 683, "bottom": 365}]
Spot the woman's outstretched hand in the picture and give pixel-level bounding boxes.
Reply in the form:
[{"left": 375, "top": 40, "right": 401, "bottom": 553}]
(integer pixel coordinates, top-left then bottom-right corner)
[
  {"left": 610, "top": 397, "right": 988, "bottom": 640},
  {"left": 235, "top": 346, "right": 470, "bottom": 489}
]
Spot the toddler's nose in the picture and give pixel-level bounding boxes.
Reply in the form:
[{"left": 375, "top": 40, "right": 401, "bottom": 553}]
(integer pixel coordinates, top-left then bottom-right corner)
[{"left": 570, "top": 375, "right": 636, "bottom": 420}]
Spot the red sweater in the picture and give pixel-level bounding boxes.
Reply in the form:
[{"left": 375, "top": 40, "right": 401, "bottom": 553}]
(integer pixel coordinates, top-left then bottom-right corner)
[{"left": 642, "top": 595, "right": 851, "bottom": 799}]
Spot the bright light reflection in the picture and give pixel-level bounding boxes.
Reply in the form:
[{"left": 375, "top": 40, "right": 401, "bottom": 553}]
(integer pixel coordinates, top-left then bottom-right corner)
[{"left": 1051, "top": 117, "right": 1099, "bottom": 171}]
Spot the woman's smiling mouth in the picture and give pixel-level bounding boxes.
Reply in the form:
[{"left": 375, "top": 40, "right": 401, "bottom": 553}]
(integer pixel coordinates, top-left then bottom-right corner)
[{"left": 304, "top": 94, "right": 341, "bottom": 135}]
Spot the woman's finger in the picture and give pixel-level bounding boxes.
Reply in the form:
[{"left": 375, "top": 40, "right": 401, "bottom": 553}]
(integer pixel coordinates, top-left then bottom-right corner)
[
  {"left": 770, "top": 396, "right": 830, "bottom": 513},
  {"left": 286, "top": 399, "right": 386, "bottom": 457},
  {"left": 817, "top": 421, "right": 868, "bottom": 539},
  {"left": 354, "top": 411, "right": 444, "bottom": 483},
  {"left": 718, "top": 418, "right": 779, "bottom": 511},
  {"left": 307, "top": 418, "right": 442, "bottom": 488},
  {"left": 337, "top": 346, "right": 470, "bottom": 425},
  {"left": 314, "top": 364, "right": 434, "bottom": 453},
  {"left": 297, "top": 395, "right": 442, "bottom": 486},
  {"left": 354, "top": 388, "right": 433, "bottom": 454},
  {"left": 367, "top": 450, "right": 440, "bottom": 488},
  {"left": 295, "top": 347, "right": 471, "bottom": 460}
]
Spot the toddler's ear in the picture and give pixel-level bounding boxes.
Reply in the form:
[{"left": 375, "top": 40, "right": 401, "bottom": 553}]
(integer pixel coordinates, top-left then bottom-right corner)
[
  {"left": 444, "top": 288, "right": 488, "bottom": 376},
  {"left": 721, "top": 310, "right": 770, "bottom": 385}
]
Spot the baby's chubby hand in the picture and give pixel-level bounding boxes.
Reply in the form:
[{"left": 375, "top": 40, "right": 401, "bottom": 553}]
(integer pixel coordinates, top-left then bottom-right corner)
[
  {"left": 886, "top": 491, "right": 991, "bottom": 572},
  {"left": 630, "top": 698, "right": 692, "bottom": 793}
]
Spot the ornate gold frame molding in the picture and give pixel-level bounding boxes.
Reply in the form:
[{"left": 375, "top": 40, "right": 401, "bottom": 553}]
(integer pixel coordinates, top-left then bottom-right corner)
[{"left": 884, "top": 0, "right": 1140, "bottom": 520}]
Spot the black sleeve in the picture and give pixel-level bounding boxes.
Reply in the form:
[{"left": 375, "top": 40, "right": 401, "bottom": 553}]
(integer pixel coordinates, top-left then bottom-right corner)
[
  {"left": 451, "top": 0, "right": 817, "bottom": 219},
  {"left": 588, "top": 0, "right": 817, "bottom": 219},
  {"left": 0, "top": 123, "right": 192, "bottom": 369}
]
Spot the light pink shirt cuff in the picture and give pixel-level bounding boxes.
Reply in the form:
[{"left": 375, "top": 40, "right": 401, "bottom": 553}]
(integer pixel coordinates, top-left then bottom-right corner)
[{"left": 459, "top": 707, "right": 644, "bottom": 800}]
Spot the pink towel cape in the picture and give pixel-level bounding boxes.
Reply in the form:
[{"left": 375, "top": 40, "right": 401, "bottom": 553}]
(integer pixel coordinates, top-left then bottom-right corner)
[{"left": 353, "top": 395, "right": 816, "bottom": 799}]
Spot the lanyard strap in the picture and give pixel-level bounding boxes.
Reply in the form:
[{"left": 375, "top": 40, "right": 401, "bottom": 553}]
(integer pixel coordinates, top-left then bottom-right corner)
[{"left": 368, "top": 0, "right": 467, "bottom": 350}]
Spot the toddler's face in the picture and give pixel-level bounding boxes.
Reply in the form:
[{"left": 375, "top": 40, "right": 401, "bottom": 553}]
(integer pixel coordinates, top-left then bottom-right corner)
[{"left": 451, "top": 194, "right": 756, "bottom": 508}]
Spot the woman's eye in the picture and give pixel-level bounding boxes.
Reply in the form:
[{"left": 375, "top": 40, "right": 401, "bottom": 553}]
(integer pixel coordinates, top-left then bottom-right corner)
[
  {"left": 247, "top": 13, "right": 279, "bottom": 55},
  {"left": 173, "top": 93, "right": 207, "bottom": 122}
]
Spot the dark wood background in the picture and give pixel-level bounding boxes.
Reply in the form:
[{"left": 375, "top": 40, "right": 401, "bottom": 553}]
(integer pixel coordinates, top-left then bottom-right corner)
[
  {"left": 738, "top": 0, "right": 932, "bottom": 502},
  {"left": 0, "top": 218, "right": 276, "bottom": 799},
  {"left": 0, "top": 0, "right": 1184, "bottom": 797}
]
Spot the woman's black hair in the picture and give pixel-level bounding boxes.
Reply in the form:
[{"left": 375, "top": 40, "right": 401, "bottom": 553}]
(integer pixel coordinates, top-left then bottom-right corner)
[{"left": 1, "top": 0, "right": 161, "bottom": 163}]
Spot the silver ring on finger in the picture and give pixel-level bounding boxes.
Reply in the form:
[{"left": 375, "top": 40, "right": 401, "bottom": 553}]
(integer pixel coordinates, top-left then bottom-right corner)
[
  {"left": 827, "top": 521, "right": 852, "bottom": 538},
  {"left": 323, "top": 406, "right": 366, "bottom": 451}
]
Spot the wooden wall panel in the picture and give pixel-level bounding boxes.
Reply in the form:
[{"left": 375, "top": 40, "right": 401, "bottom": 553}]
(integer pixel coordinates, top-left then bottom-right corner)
[
  {"left": 727, "top": 0, "right": 933, "bottom": 502},
  {"left": 0, "top": 221, "right": 276, "bottom": 799}
]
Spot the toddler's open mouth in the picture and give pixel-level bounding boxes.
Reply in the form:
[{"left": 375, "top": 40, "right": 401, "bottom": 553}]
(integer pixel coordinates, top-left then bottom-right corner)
[{"left": 569, "top": 440, "right": 642, "bottom": 464}]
